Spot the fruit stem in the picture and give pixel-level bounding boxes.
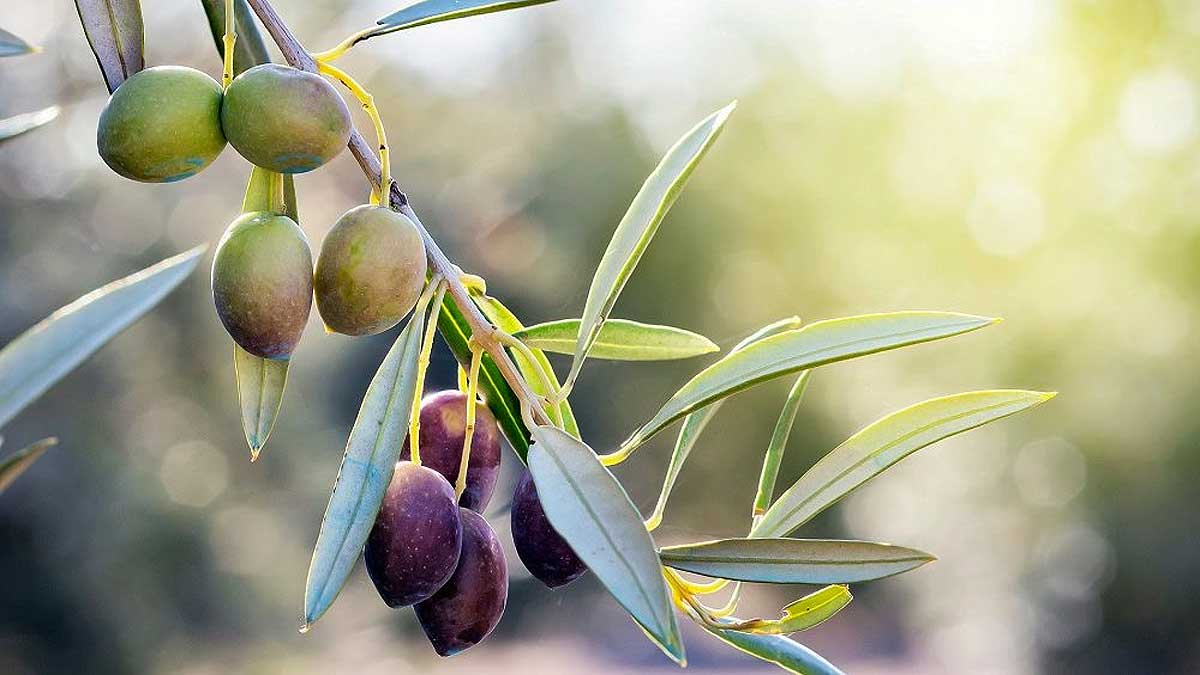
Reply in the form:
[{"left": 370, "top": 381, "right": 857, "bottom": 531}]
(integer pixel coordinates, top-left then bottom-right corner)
[
  {"left": 222, "top": 0, "right": 237, "bottom": 89},
  {"left": 317, "top": 60, "right": 391, "bottom": 207},
  {"left": 268, "top": 171, "right": 285, "bottom": 215},
  {"left": 409, "top": 278, "right": 448, "bottom": 467},
  {"left": 494, "top": 331, "right": 563, "bottom": 428},
  {"left": 311, "top": 27, "right": 373, "bottom": 63},
  {"left": 455, "top": 344, "right": 484, "bottom": 500},
  {"left": 245, "top": 0, "right": 554, "bottom": 433}
]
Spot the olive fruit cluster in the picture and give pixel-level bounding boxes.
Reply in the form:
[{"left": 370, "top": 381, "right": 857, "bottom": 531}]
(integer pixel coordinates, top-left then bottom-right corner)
[{"left": 94, "top": 62, "right": 430, "bottom": 357}]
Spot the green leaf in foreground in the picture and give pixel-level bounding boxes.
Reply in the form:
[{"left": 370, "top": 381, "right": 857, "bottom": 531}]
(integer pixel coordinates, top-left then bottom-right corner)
[
  {"left": 528, "top": 426, "right": 684, "bottom": 662},
  {"left": 0, "top": 26, "right": 37, "bottom": 57},
  {"left": 732, "top": 585, "right": 852, "bottom": 635},
  {"left": 516, "top": 318, "right": 718, "bottom": 361},
  {"left": 624, "top": 312, "right": 997, "bottom": 454},
  {"left": 374, "top": 0, "right": 558, "bottom": 34},
  {"left": 659, "top": 538, "right": 935, "bottom": 584},
  {"left": 74, "top": 0, "right": 145, "bottom": 93},
  {"left": 0, "top": 106, "right": 60, "bottom": 143},
  {"left": 0, "top": 438, "right": 57, "bottom": 494},
  {"left": 567, "top": 102, "right": 736, "bottom": 389},
  {"left": 233, "top": 345, "right": 289, "bottom": 461},
  {"left": 645, "top": 317, "right": 803, "bottom": 529},
  {"left": 753, "top": 390, "right": 1056, "bottom": 539},
  {"left": 200, "top": 0, "right": 272, "bottom": 75},
  {"left": 303, "top": 308, "right": 426, "bottom": 628},
  {"left": 702, "top": 624, "right": 844, "bottom": 675},
  {"left": 0, "top": 246, "right": 206, "bottom": 429}
]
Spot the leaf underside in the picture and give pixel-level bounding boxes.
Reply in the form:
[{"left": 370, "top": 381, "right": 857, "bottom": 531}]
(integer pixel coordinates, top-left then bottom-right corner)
[
  {"left": 373, "top": 0, "right": 559, "bottom": 35},
  {"left": 0, "top": 438, "right": 57, "bottom": 493},
  {"left": 0, "top": 106, "right": 60, "bottom": 143},
  {"left": 702, "top": 625, "right": 845, "bottom": 675},
  {"left": 0, "top": 26, "right": 36, "bottom": 57},
  {"left": 659, "top": 538, "right": 935, "bottom": 584},
  {"left": 74, "top": 0, "right": 145, "bottom": 93}
]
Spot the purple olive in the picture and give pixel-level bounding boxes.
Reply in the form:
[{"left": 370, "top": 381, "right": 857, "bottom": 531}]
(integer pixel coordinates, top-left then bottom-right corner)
[
  {"left": 364, "top": 462, "right": 463, "bottom": 607},
  {"left": 511, "top": 468, "right": 588, "bottom": 588},
  {"left": 399, "top": 390, "right": 502, "bottom": 512},
  {"left": 415, "top": 509, "right": 508, "bottom": 656}
]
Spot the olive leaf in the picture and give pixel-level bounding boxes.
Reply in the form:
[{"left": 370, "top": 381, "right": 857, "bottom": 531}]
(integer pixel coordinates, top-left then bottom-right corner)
[
  {"left": 0, "top": 438, "right": 57, "bottom": 494},
  {"left": 729, "top": 585, "right": 852, "bottom": 636},
  {"left": 753, "top": 390, "right": 1056, "bottom": 539},
  {"left": 659, "top": 538, "right": 935, "bottom": 584},
  {"left": 0, "top": 26, "right": 37, "bottom": 57},
  {"left": 74, "top": 0, "right": 144, "bottom": 93},
  {"left": 702, "top": 625, "right": 844, "bottom": 675},
  {"left": 473, "top": 294, "right": 579, "bottom": 438},
  {"left": 623, "top": 312, "right": 998, "bottom": 455},
  {"left": 0, "top": 106, "right": 60, "bottom": 144},
  {"left": 373, "top": 0, "right": 559, "bottom": 35},
  {"left": 199, "top": 0, "right": 272, "bottom": 75},
  {"left": 753, "top": 371, "right": 812, "bottom": 516},
  {"left": 0, "top": 246, "right": 206, "bottom": 429},
  {"left": 437, "top": 297, "right": 531, "bottom": 460},
  {"left": 515, "top": 318, "right": 718, "bottom": 361},
  {"left": 230, "top": 167, "right": 297, "bottom": 459},
  {"left": 645, "top": 317, "right": 803, "bottom": 529},
  {"left": 303, "top": 306, "right": 427, "bottom": 628},
  {"left": 566, "top": 102, "right": 736, "bottom": 390},
  {"left": 527, "top": 426, "right": 685, "bottom": 662}
]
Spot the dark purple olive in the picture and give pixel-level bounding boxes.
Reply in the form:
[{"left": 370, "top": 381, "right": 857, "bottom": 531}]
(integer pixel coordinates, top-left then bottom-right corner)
[
  {"left": 364, "top": 462, "right": 463, "bottom": 607},
  {"left": 415, "top": 508, "right": 508, "bottom": 656},
  {"left": 511, "top": 468, "right": 588, "bottom": 588},
  {"left": 399, "top": 390, "right": 502, "bottom": 512}
]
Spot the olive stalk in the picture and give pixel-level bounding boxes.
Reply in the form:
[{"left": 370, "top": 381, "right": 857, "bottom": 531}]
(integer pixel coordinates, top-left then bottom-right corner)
[
  {"left": 244, "top": 0, "right": 553, "bottom": 429},
  {"left": 409, "top": 279, "right": 448, "bottom": 467},
  {"left": 222, "top": 0, "right": 236, "bottom": 88},
  {"left": 455, "top": 345, "right": 484, "bottom": 500}
]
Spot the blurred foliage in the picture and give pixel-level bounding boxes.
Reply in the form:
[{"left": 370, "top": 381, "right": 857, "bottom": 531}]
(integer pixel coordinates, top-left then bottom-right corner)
[{"left": 2, "top": 1, "right": 1199, "bottom": 673}]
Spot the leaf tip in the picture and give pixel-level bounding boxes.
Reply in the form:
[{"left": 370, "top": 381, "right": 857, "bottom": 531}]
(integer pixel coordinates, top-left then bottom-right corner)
[{"left": 298, "top": 622, "right": 311, "bottom": 635}]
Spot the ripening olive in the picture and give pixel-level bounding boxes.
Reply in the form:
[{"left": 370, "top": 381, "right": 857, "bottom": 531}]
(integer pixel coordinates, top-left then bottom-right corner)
[
  {"left": 414, "top": 508, "right": 508, "bottom": 657},
  {"left": 221, "top": 64, "right": 352, "bottom": 174},
  {"left": 399, "top": 390, "right": 502, "bottom": 512},
  {"left": 511, "top": 468, "right": 588, "bottom": 588},
  {"left": 314, "top": 205, "right": 427, "bottom": 336},
  {"left": 365, "top": 462, "right": 464, "bottom": 607},
  {"left": 96, "top": 66, "right": 226, "bottom": 183},
  {"left": 211, "top": 212, "right": 313, "bottom": 359}
]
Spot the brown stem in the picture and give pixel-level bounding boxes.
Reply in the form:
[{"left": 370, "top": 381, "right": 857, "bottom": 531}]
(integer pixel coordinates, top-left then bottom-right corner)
[{"left": 244, "top": 0, "right": 551, "bottom": 427}]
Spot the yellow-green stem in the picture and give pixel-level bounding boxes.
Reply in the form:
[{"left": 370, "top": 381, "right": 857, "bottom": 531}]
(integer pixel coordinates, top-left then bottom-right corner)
[
  {"left": 222, "top": 0, "right": 237, "bottom": 88},
  {"left": 408, "top": 279, "right": 446, "bottom": 466},
  {"left": 317, "top": 60, "right": 390, "bottom": 203},
  {"left": 455, "top": 345, "right": 484, "bottom": 500}
]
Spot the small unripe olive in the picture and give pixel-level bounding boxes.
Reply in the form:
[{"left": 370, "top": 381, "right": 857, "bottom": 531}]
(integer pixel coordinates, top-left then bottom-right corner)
[
  {"left": 97, "top": 66, "right": 226, "bottom": 183},
  {"left": 314, "top": 205, "right": 427, "bottom": 336},
  {"left": 211, "top": 212, "right": 313, "bottom": 359},
  {"left": 221, "top": 64, "right": 352, "bottom": 174}
]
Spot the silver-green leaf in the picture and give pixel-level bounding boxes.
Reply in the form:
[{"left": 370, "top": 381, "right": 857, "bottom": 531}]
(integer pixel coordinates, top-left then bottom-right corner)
[
  {"left": 753, "top": 390, "right": 1056, "bottom": 538},
  {"left": 701, "top": 624, "right": 844, "bottom": 675},
  {"left": 516, "top": 318, "right": 718, "bottom": 361},
  {"left": 74, "top": 0, "right": 145, "bottom": 93},
  {"left": 302, "top": 308, "right": 427, "bottom": 628},
  {"left": 753, "top": 371, "right": 812, "bottom": 517},
  {"left": 234, "top": 345, "right": 289, "bottom": 461},
  {"left": 0, "top": 246, "right": 206, "bottom": 429},
  {"left": 528, "top": 426, "right": 684, "bottom": 662},
  {"left": 0, "top": 26, "right": 36, "bottom": 57},
  {"left": 0, "top": 106, "right": 60, "bottom": 144},
  {"left": 567, "top": 103, "right": 736, "bottom": 388},
  {"left": 0, "top": 437, "right": 57, "bottom": 494},
  {"left": 623, "top": 312, "right": 997, "bottom": 454},
  {"left": 659, "top": 538, "right": 935, "bottom": 584},
  {"left": 375, "top": 0, "right": 558, "bottom": 34},
  {"left": 645, "top": 317, "right": 802, "bottom": 529}
]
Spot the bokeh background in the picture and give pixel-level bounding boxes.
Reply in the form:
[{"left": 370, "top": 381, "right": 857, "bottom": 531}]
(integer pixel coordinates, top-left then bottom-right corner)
[{"left": 2, "top": 1, "right": 1197, "bottom": 673}]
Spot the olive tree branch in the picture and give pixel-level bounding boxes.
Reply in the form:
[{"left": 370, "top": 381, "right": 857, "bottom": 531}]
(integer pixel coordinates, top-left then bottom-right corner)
[{"left": 244, "top": 0, "right": 552, "bottom": 429}]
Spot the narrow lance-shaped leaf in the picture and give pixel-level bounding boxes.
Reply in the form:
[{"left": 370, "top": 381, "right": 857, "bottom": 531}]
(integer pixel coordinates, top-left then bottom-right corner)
[
  {"left": 303, "top": 305, "right": 427, "bottom": 628},
  {"left": 437, "top": 297, "right": 531, "bottom": 460},
  {"left": 659, "top": 538, "right": 935, "bottom": 584},
  {"left": 754, "top": 390, "right": 1056, "bottom": 539},
  {"left": 473, "top": 295, "right": 579, "bottom": 438},
  {"left": 516, "top": 318, "right": 718, "bottom": 361},
  {"left": 753, "top": 371, "right": 811, "bottom": 517},
  {"left": 567, "top": 103, "right": 736, "bottom": 388},
  {"left": 200, "top": 0, "right": 272, "bottom": 75},
  {"left": 701, "top": 623, "right": 844, "bottom": 675},
  {"left": 0, "top": 106, "right": 60, "bottom": 144},
  {"left": 0, "top": 246, "right": 206, "bottom": 429},
  {"left": 0, "top": 26, "right": 36, "bottom": 57},
  {"left": 528, "top": 426, "right": 684, "bottom": 662},
  {"left": 231, "top": 167, "right": 297, "bottom": 459},
  {"left": 729, "top": 585, "right": 852, "bottom": 636},
  {"left": 74, "top": 0, "right": 144, "bottom": 93},
  {"left": 0, "top": 438, "right": 57, "bottom": 494},
  {"left": 373, "top": 0, "right": 558, "bottom": 35},
  {"left": 624, "top": 312, "right": 997, "bottom": 455},
  {"left": 645, "top": 317, "right": 802, "bottom": 529}
]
